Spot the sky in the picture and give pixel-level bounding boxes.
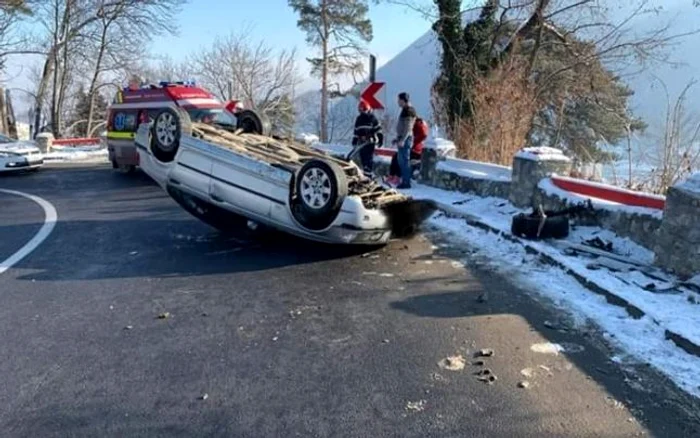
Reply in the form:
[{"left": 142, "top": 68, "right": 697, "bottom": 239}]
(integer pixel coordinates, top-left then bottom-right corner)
[{"left": 2, "top": 0, "right": 440, "bottom": 118}]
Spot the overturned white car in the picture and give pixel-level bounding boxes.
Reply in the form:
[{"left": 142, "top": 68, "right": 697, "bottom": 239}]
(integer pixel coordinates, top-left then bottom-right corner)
[{"left": 134, "top": 107, "right": 435, "bottom": 245}]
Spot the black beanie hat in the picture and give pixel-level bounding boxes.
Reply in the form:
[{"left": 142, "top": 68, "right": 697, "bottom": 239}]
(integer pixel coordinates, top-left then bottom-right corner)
[{"left": 398, "top": 92, "right": 410, "bottom": 102}]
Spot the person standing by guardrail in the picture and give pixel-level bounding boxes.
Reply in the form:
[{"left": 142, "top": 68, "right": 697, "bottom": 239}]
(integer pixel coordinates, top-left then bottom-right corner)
[
  {"left": 392, "top": 92, "right": 417, "bottom": 189},
  {"left": 351, "top": 99, "right": 383, "bottom": 177}
]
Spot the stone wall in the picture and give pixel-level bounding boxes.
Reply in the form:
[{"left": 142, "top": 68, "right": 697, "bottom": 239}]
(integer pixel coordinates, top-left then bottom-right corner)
[
  {"left": 654, "top": 178, "right": 700, "bottom": 278},
  {"left": 421, "top": 141, "right": 684, "bottom": 264},
  {"left": 428, "top": 168, "right": 511, "bottom": 199},
  {"left": 533, "top": 180, "right": 663, "bottom": 251}
]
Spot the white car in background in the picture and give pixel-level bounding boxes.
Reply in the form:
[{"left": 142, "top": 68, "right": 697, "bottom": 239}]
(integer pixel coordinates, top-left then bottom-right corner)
[{"left": 0, "top": 133, "right": 44, "bottom": 173}]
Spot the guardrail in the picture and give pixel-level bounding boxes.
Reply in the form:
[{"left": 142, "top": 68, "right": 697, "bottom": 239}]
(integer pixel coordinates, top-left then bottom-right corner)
[
  {"left": 551, "top": 175, "right": 666, "bottom": 210},
  {"left": 52, "top": 137, "right": 102, "bottom": 146}
]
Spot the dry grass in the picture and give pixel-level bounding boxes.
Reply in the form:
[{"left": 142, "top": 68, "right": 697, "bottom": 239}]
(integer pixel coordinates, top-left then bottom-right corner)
[{"left": 450, "top": 58, "right": 537, "bottom": 166}]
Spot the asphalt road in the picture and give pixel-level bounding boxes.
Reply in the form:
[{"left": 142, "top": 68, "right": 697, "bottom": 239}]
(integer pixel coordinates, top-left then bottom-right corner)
[{"left": 1, "top": 164, "right": 699, "bottom": 438}]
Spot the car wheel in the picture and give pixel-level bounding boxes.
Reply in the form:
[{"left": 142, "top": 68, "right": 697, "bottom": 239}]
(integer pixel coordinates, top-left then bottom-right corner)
[
  {"left": 151, "top": 107, "right": 192, "bottom": 163},
  {"left": 115, "top": 164, "right": 136, "bottom": 174},
  {"left": 511, "top": 212, "right": 569, "bottom": 240},
  {"left": 291, "top": 159, "right": 347, "bottom": 231},
  {"left": 167, "top": 185, "right": 247, "bottom": 233},
  {"left": 236, "top": 109, "right": 271, "bottom": 136}
]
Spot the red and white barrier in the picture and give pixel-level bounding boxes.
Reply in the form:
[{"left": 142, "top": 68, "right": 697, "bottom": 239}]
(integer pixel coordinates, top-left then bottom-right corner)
[
  {"left": 375, "top": 148, "right": 396, "bottom": 157},
  {"left": 551, "top": 175, "right": 666, "bottom": 210},
  {"left": 52, "top": 137, "right": 102, "bottom": 146}
]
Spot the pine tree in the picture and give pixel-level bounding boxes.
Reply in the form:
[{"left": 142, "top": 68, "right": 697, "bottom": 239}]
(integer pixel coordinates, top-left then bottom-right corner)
[
  {"left": 265, "top": 94, "right": 296, "bottom": 138},
  {"left": 288, "top": 0, "right": 373, "bottom": 142},
  {"left": 68, "top": 87, "right": 108, "bottom": 137},
  {"left": 433, "top": 0, "right": 497, "bottom": 133}
]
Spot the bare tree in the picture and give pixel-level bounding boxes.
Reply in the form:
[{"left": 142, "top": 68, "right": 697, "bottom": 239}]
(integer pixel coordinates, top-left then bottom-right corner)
[
  {"left": 31, "top": 0, "right": 185, "bottom": 137},
  {"left": 640, "top": 78, "right": 700, "bottom": 193},
  {"left": 81, "top": 0, "right": 185, "bottom": 136},
  {"left": 0, "top": 1, "right": 42, "bottom": 71},
  {"left": 189, "top": 30, "right": 302, "bottom": 136},
  {"left": 288, "top": 0, "right": 373, "bottom": 143}
]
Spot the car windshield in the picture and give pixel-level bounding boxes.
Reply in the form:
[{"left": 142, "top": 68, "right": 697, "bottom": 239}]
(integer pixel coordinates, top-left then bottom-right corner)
[{"left": 185, "top": 108, "right": 236, "bottom": 127}]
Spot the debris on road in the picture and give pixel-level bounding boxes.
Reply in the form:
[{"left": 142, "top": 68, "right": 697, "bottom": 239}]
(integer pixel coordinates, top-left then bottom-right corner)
[
  {"left": 473, "top": 360, "right": 486, "bottom": 366},
  {"left": 157, "top": 312, "right": 171, "bottom": 319},
  {"left": 124, "top": 325, "right": 133, "bottom": 330},
  {"left": 438, "top": 355, "right": 466, "bottom": 371},
  {"left": 520, "top": 368, "right": 534, "bottom": 378},
  {"left": 405, "top": 400, "right": 427, "bottom": 412},
  {"left": 518, "top": 381, "right": 531, "bottom": 389},
  {"left": 199, "top": 393, "right": 209, "bottom": 401},
  {"left": 129, "top": 251, "right": 138, "bottom": 256},
  {"left": 530, "top": 342, "right": 564, "bottom": 355},
  {"left": 477, "top": 292, "right": 488, "bottom": 303},
  {"left": 382, "top": 339, "right": 390, "bottom": 344},
  {"left": 543, "top": 320, "right": 557, "bottom": 330},
  {"left": 476, "top": 348, "right": 495, "bottom": 357},
  {"left": 476, "top": 372, "right": 498, "bottom": 384}
]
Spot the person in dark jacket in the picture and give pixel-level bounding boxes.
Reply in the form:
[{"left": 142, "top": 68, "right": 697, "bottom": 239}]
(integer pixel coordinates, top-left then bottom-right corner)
[
  {"left": 391, "top": 92, "right": 417, "bottom": 189},
  {"left": 351, "top": 100, "right": 383, "bottom": 175}
]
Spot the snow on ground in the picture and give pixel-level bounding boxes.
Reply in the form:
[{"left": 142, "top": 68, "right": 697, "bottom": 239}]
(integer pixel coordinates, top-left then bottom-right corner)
[
  {"left": 44, "top": 144, "right": 108, "bottom": 163},
  {"left": 310, "top": 142, "right": 351, "bottom": 158},
  {"left": 401, "top": 183, "right": 700, "bottom": 397},
  {"left": 437, "top": 157, "right": 511, "bottom": 182},
  {"left": 515, "top": 146, "right": 571, "bottom": 162}
]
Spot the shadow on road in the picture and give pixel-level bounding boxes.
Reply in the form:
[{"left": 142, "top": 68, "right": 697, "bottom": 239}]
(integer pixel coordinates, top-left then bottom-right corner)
[
  {"left": 0, "top": 165, "right": 377, "bottom": 281},
  {"left": 2, "top": 217, "right": 375, "bottom": 282}
]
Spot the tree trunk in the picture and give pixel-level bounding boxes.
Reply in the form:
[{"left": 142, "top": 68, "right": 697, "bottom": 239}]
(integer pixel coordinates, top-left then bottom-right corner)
[
  {"left": 57, "top": 41, "right": 72, "bottom": 137},
  {"left": 33, "top": 51, "right": 57, "bottom": 138},
  {"left": 0, "top": 88, "right": 7, "bottom": 134},
  {"left": 320, "top": 0, "right": 329, "bottom": 143},
  {"left": 87, "top": 26, "right": 108, "bottom": 137}
]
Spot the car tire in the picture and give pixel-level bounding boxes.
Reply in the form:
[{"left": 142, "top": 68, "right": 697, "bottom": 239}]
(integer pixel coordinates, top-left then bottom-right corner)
[
  {"left": 114, "top": 163, "right": 136, "bottom": 174},
  {"left": 151, "top": 107, "right": 192, "bottom": 163},
  {"left": 236, "top": 109, "right": 271, "bottom": 136},
  {"left": 291, "top": 159, "right": 347, "bottom": 231},
  {"left": 511, "top": 212, "right": 569, "bottom": 240},
  {"left": 167, "top": 185, "right": 247, "bottom": 233}
]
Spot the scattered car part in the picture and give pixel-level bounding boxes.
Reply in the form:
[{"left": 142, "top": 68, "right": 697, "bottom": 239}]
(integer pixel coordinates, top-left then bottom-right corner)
[{"left": 511, "top": 207, "right": 570, "bottom": 239}]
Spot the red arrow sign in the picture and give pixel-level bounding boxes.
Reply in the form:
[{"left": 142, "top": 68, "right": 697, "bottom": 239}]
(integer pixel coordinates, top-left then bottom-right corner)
[{"left": 360, "top": 81, "right": 385, "bottom": 110}]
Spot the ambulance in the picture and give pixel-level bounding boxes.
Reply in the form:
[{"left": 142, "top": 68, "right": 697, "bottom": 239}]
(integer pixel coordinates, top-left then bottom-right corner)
[{"left": 106, "top": 79, "right": 244, "bottom": 173}]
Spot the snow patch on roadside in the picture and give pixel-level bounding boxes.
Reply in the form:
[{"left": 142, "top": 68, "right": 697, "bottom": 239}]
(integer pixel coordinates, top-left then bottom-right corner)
[
  {"left": 44, "top": 145, "right": 108, "bottom": 163},
  {"left": 429, "top": 213, "right": 700, "bottom": 398}
]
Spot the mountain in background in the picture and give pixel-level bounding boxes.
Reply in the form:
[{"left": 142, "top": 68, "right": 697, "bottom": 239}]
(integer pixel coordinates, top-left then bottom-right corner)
[{"left": 296, "top": 2, "right": 699, "bottom": 153}]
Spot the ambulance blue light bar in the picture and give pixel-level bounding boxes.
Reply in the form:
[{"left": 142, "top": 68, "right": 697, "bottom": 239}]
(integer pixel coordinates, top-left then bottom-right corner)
[{"left": 158, "top": 80, "right": 197, "bottom": 88}]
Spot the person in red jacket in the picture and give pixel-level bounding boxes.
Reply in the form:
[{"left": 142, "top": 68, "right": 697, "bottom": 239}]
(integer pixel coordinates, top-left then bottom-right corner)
[{"left": 386, "top": 117, "right": 429, "bottom": 186}]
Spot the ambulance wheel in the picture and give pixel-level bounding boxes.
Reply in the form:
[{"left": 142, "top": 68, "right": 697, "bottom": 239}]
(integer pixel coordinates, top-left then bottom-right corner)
[
  {"left": 236, "top": 109, "right": 271, "bottom": 136},
  {"left": 151, "top": 107, "right": 192, "bottom": 163}
]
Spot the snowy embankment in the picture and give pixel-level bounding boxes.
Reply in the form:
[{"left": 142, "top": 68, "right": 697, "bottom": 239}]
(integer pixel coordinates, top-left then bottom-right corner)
[
  {"left": 437, "top": 157, "right": 511, "bottom": 182},
  {"left": 401, "top": 183, "right": 700, "bottom": 398},
  {"left": 44, "top": 144, "right": 108, "bottom": 163}
]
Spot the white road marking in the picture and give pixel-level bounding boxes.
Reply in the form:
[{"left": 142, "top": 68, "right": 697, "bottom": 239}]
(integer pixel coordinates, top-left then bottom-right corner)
[{"left": 0, "top": 189, "right": 58, "bottom": 275}]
